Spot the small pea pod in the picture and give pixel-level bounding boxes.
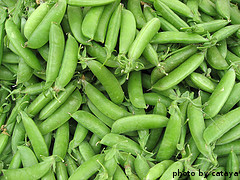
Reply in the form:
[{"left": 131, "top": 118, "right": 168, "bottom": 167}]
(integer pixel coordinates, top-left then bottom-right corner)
[
  {"left": 216, "top": 123, "right": 240, "bottom": 145},
  {"left": 5, "top": 19, "right": 42, "bottom": 71},
  {"left": 24, "top": 2, "right": 50, "bottom": 39},
  {"left": 142, "top": 43, "right": 159, "bottom": 66},
  {"left": 230, "top": 3, "right": 240, "bottom": 25},
  {"left": 134, "top": 154, "right": 150, "bottom": 179},
  {"left": 143, "top": 92, "right": 172, "bottom": 107},
  {"left": 158, "top": 17, "right": 179, "bottom": 32},
  {"left": 56, "top": 161, "right": 68, "bottom": 180},
  {"left": 11, "top": 122, "right": 25, "bottom": 154},
  {"left": 214, "top": 140, "right": 240, "bottom": 157},
  {"left": 26, "top": 0, "right": 67, "bottom": 49},
  {"left": 186, "top": 0, "right": 202, "bottom": 23},
  {"left": 217, "top": 39, "right": 227, "bottom": 58},
  {"left": 226, "top": 151, "right": 239, "bottom": 180},
  {"left": 160, "top": 161, "right": 183, "bottom": 180},
  {"left": 203, "top": 68, "right": 235, "bottom": 119},
  {"left": 54, "top": 34, "right": 78, "bottom": 92},
  {"left": 81, "top": 6, "right": 105, "bottom": 40},
  {"left": 127, "top": 0, "right": 146, "bottom": 29},
  {"left": 64, "top": 154, "right": 77, "bottom": 176},
  {"left": 18, "top": 145, "right": 38, "bottom": 167},
  {"left": 215, "top": 0, "right": 231, "bottom": 20},
  {"left": 79, "top": 140, "right": 95, "bottom": 162},
  {"left": 67, "top": 6, "right": 91, "bottom": 46},
  {"left": 89, "top": 134, "right": 102, "bottom": 154},
  {"left": 38, "top": 89, "right": 82, "bottom": 135},
  {"left": 2, "top": 52, "right": 20, "bottom": 64},
  {"left": 199, "top": 0, "right": 217, "bottom": 16},
  {"left": 17, "top": 58, "right": 33, "bottom": 85},
  {"left": 68, "top": 0, "right": 116, "bottom": 6}
]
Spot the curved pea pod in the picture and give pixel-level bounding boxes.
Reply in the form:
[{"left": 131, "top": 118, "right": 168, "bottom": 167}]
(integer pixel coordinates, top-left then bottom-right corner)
[
  {"left": 111, "top": 114, "right": 168, "bottom": 134},
  {"left": 215, "top": 0, "right": 230, "bottom": 20},
  {"left": 38, "top": 89, "right": 82, "bottom": 135},
  {"left": 206, "top": 46, "right": 229, "bottom": 70},
  {"left": 142, "top": 44, "right": 160, "bottom": 66},
  {"left": 2, "top": 156, "right": 55, "bottom": 180},
  {"left": 143, "top": 5, "right": 156, "bottom": 22},
  {"left": 128, "top": 18, "right": 160, "bottom": 61},
  {"left": 160, "top": 161, "right": 184, "bottom": 180},
  {"left": 45, "top": 22, "right": 65, "bottom": 89},
  {"left": 220, "top": 83, "right": 240, "bottom": 114},
  {"left": 128, "top": 71, "right": 146, "bottom": 109},
  {"left": 199, "top": 0, "right": 217, "bottom": 16},
  {"left": 82, "top": 80, "right": 130, "bottom": 120},
  {"left": 17, "top": 145, "right": 38, "bottom": 168},
  {"left": 145, "top": 160, "right": 173, "bottom": 180},
  {"left": 82, "top": 6, "right": 105, "bottom": 40},
  {"left": 152, "top": 52, "right": 204, "bottom": 91},
  {"left": 86, "top": 41, "right": 119, "bottom": 68},
  {"left": 26, "top": 0, "right": 67, "bottom": 49},
  {"left": 159, "top": 0, "right": 193, "bottom": 18},
  {"left": 38, "top": 44, "right": 49, "bottom": 61},
  {"left": 203, "top": 106, "right": 240, "bottom": 145},
  {"left": 134, "top": 154, "right": 150, "bottom": 179},
  {"left": 11, "top": 122, "right": 25, "bottom": 154},
  {"left": 190, "top": 72, "right": 216, "bottom": 93},
  {"left": 68, "top": 0, "right": 116, "bottom": 6},
  {"left": 16, "top": 58, "right": 33, "bottom": 85},
  {"left": 105, "top": 3, "right": 122, "bottom": 56},
  {"left": 67, "top": 6, "right": 91, "bottom": 46},
  {"left": 217, "top": 39, "right": 227, "bottom": 59},
  {"left": 203, "top": 68, "right": 235, "bottom": 120},
  {"left": 24, "top": 2, "right": 50, "bottom": 39},
  {"left": 86, "top": 59, "right": 124, "bottom": 105},
  {"left": 156, "top": 104, "right": 182, "bottom": 161},
  {"left": 158, "top": 17, "right": 179, "bottom": 32},
  {"left": 230, "top": 3, "right": 240, "bottom": 25},
  {"left": 216, "top": 123, "right": 240, "bottom": 145},
  {"left": 39, "top": 81, "right": 76, "bottom": 120},
  {"left": 68, "top": 154, "right": 104, "bottom": 180},
  {"left": 72, "top": 110, "right": 110, "bottom": 139},
  {"left": 143, "top": 92, "right": 172, "bottom": 107},
  {"left": 214, "top": 140, "right": 240, "bottom": 157},
  {"left": 5, "top": 19, "right": 42, "bottom": 71},
  {"left": 151, "top": 32, "right": 208, "bottom": 44},
  {"left": 127, "top": 0, "right": 146, "bottom": 29},
  {"left": 54, "top": 34, "right": 78, "bottom": 92},
  {"left": 20, "top": 111, "right": 49, "bottom": 161},
  {"left": 188, "top": 97, "right": 217, "bottom": 165},
  {"left": 0, "top": 65, "right": 16, "bottom": 81},
  {"left": 100, "top": 133, "right": 142, "bottom": 156},
  {"left": 154, "top": 0, "right": 189, "bottom": 30}
]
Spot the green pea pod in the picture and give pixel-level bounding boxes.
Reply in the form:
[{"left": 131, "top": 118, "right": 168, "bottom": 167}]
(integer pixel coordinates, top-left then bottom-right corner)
[
  {"left": 86, "top": 60, "right": 124, "bottom": 105},
  {"left": 5, "top": 19, "right": 42, "bottom": 71},
  {"left": 24, "top": 2, "right": 50, "bottom": 39},
  {"left": 38, "top": 89, "right": 82, "bottom": 135},
  {"left": 68, "top": 0, "right": 116, "bottom": 6},
  {"left": 100, "top": 133, "right": 142, "bottom": 156},
  {"left": 119, "top": 9, "right": 136, "bottom": 55},
  {"left": 26, "top": 0, "right": 67, "bottom": 49},
  {"left": 207, "top": 46, "right": 229, "bottom": 70},
  {"left": 216, "top": 123, "right": 240, "bottom": 145},
  {"left": 142, "top": 43, "right": 159, "bottom": 66},
  {"left": 3, "top": 156, "right": 55, "bottom": 180},
  {"left": 105, "top": 3, "right": 122, "bottom": 56},
  {"left": 158, "top": 17, "right": 179, "bottom": 32},
  {"left": 214, "top": 140, "right": 240, "bottom": 157},
  {"left": 11, "top": 122, "right": 25, "bottom": 154},
  {"left": 159, "top": 0, "right": 193, "bottom": 18},
  {"left": 45, "top": 22, "right": 65, "bottom": 89},
  {"left": 2, "top": 52, "right": 20, "bottom": 64},
  {"left": 20, "top": 82, "right": 44, "bottom": 95},
  {"left": 186, "top": 0, "right": 202, "bottom": 23},
  {"left": 17, "top": 58, "right": 33, "bottom": 85},
  {"left": 128, "top": 18, "right": 161, "bottom": 61},
  {"left": 160, "top": 161, "right": 183, "bottom": 180},
  {"left": 17, "top": 145, "right": 38, "bottom": 167},
  {"left": 188, "top": 97, "right": 217, "bottom": 165},
  {"left": 0, "top": 10, "right": 6, "bottom": 65},
  {"left": 38, "top": 44, "right": 49, "bottom": 61},
  {"left": 128, "top": 71, "right": 146, "bottom": 109},
  {"left": 215, "top": 0, "right": 230, "bottom": 20},
  {"left": 143, "top": 92, "right": 171, "bottom": 107},
  {"left": 64, "top": 154, "right": 77, "bottom": 176},
  {"left": 39, "top": 81, "right": 76, "bottom": 120},
  {"left": 152, "top": 52, "right": 204, "bottom": 91},
  {"left": 230, "top": 3, "right": 240, "bottom": 25},
  {"left": 89, "top": 134, "right": 102, "bottom": 154},
  {"left": 82, "top": 80, "right": 130, "bottom": 120},
  {"left": 111, "top": 114, "right": 168, "bottom": 134},
  {"left": 56, "top": 161, "right": 68, "bottom": 180},
  {"left": 20, "top": 111, "right": 49, "bottom": 161},
  {"left": 72, "top": 110, "right": 111, "bottom": 139},
  {"left": 199, "top": 0, "right": 217, "bottom": 16},
  {"left": 217, "top": 39, "right": 227, "bottom": 58},
  {"left": 94, "top": 0, "right": 121, "bottom": 43},
  {"left": 156, "top": 104, "right": 182, "bottom": 161},
  {"left": 67, "top": 6, "right": 91, "bottom": 46},
  {"left": 68, "top": 154, "right": 105, "bottom": 180},
  {"left": 154, "top": 0, "right": 189, "bottom": 30},
  {"left": 79, "top": 140, "right": 95, "bottom": 162},
  {"left": 134, "top": 154, "right": 150, "bottom": 179},
  {"left": 8, "top": 151, "right": 21, "bottom": 169},
  {"left": 127, "top": 0, "right": 146, "bottom": 29},
  {"left": 114, "top": 165, "right": 128, "bottom": 180},
  {"left": 0, "top": 65, "right": 15, "bottom": 81},
  {"left": 151, "top": 32, "right": 208, "bottom": 44},
  {"left": 203, "top": 68, "right": 235, "bottom": 119},
  {"left": 82, "top": 6, "right": 105, "bottom": 40},
  {"left": 143, "top": 5, "right": 156, "bottom": 21},
  {"left": 226, "top": 151, "right": 239, "bottom": 180},
  {"left": 54, "top": 34, "right": 78, "bottom": 92}
]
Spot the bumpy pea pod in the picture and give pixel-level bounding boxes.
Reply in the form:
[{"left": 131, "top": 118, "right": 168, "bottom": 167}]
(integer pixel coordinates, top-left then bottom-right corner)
[
  {"left": 5, "top": 19, "right": 42, "bottom": 71},
  {"left": 38, "top": 89, "right": 82, "bottom": 135},
  {"left": 26, "top": 0, "right": 67, "bottom": 49},
  {"left": 45, "top": 22, "right": 65, "bottom": 89},
  {"left": 187, "top": 97, "right": 217, "bottom": 165},
  {"left": 24, "top": 2, "right": 50, "bottom": 39},
  {"left": 154, "top": 0, "right": 189, "bottom": 30},
  {"left": 215, "top": 0, "right": 231, "bottom": 20},
  {"left": 81, "top": 6, "right": 105, "bottom": 40},
  {"left": 203, "top": 68, "right": 235, "bottom": 119},
  {"left": 67, "top": 0, "right": 116, "bottom": 6},
  {"left": 152, "top": 52, "right": 204, "bottom": 91},
  {"left": 86, "top": 60, "right": 124, "bottom": 105},
  {"left": 67, "top": 6, "right": 91, "bottom": 46},
  {"left": 2, "top": 156, "right": 56, "bottom": 180},
  {"left": 54, "top": 34, "right": 78, "bottom": 92},
  {"left": 20, "top": 111, "right": 49, "bottom": 161},
  {"left": 127, "top": 0, "right": 146, "bottom": 29}
]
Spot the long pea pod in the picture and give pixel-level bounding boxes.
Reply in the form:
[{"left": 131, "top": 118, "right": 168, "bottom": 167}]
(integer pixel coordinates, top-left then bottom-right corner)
[
  {"left": 11, "top": 121, "right": 25, "bottom": 154},
  {"left": 0, "top": 9, "right": 6, "bottom": 65},
  {"left": 216, "top": 123, "right": 240, "bottom": 145},
  {"left": 67, "top": 0, "right": 116, "bottom": 6}
]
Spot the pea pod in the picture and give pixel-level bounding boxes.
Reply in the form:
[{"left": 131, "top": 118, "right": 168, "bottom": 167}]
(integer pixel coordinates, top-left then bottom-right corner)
[
  {"left": 79, "top": 140, "right": 95, "bottom": 162},
  {"left": 215, "top": 0, "right": 230, "bottom": 20},
  {"left": 152, "top": 52, "right": 204, "bottom": 91},
  {"left": 17, "top": 145, "right": 38, "bottom": 167},
  {"left": 56, "top": 161, "right": 68, "bottom": 180},
  {"left": 230, "top": 3, "right": 240, "bottom": 25},
  {"left": 160, "top": 161, "right": 183, "bottom": 180},
  {"left": 216, "top": 123, "right": 240, "bottom": 145},
  {"left": 26, "top": 0, "right": 67, "bottom": 49},
  {"left": 11, "top": 122, "right": 25, "bottom": 154},
  {"left": 68, "top": 0, "right": 116, "bottom": 6},
  {"left": 16, "top": 58, "right": 33, "bottom": 85},
  {"left": 134, "top": 154, "right": 150, "bottom": 179},
  {"left": 214, "top": 140, "right": 240, "bottom": 157},
  {"left": 0, "top": 10, "right": 6, "bottom": 65},
  {"left": 199, "top": 0, "right": 217, "bottom": 16},
  {"left": 226, "top": 151, "right": 239, "bottom": 180},
  {"left": 158, "top": 17, "right": 179, "bottom": 32},
  {"left": 186, "top": 0, "right": 202, "bottom": 23}
]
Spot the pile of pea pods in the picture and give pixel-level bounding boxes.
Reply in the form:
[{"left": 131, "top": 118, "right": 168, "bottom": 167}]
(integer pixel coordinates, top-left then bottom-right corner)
[{"left": 1, "top": 0, "right": 240, "bottom": 179}]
